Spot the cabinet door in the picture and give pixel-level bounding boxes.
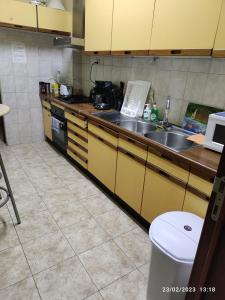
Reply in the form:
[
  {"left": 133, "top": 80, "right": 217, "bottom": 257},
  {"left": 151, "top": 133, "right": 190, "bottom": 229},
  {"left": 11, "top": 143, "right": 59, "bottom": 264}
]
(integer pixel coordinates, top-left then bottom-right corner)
[
  {"left": 141, "top": 168, "right": 186, "bottom": 223},
  {"left": 37, "top": 6, "right": 72, "bottom": 34},
  {"left": 85, "top": 0, "right": 114, "bottom": 51},
  {"left": 150, "top": 0, "right": 222, "bottom": 51},
  {"left": 0, "top": 0, "right": 37, "bottom": 29},
  {"left": 111, "top": 0, "right": 155, "bottom": 51},
  {"left": 213, "top": 0, "right": 225, "bottom": 56},
  {"left": 183, "top": 191, "right": 208, "bottom": 218},
  {"left": 88, "top": 134, "right": 117, "bottom": 192},
  {"left": 115, "top": 151, "right": 146, "bottom": 213},
  {"left": 43, "top": 108, "right": 52, "bottom": 141}
]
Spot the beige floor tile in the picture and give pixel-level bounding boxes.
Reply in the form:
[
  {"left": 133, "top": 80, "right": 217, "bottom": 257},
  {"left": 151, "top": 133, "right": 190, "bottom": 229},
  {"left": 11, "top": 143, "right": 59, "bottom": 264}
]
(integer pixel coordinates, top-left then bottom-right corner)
[
  {"left": 31, "top": 175, "right": 66, "bottom": 192},
  {"left": 96, "top": 209, "right": 137, "bottom": 237},
  {"left": 0, "top": 277, "right": 40, "bottom": 300},
  {"left": 34, "top": 256, "right": 97, "bottom": 300},
  {"left": 15, "top": 211, "right": 58, "bottom": 243},
  {"left": 24, "top": 164, "right": 55, "bottom": 179},
  {"left": 82, "top": 193, "right": 117, "bottom": 217},
  {"left": 114, "top": 228, "right": 151, "bottom": 267},
  {"left": 79, "top": 241, "right": 134, "bottom": 289},
  {"left": 0, "top": 206, "right": 12, "bottom": 224},
  {"left": 51, "top": 164, "right": 83, "bottom": 179},
  {"left": 23, "top": 232, "right": 75, "bottom": 274},
  {"left": 86, "top": 292, "right": 103, "bottom": 300},
  {"left": 7, "top": 194, "right": 46, "bottom": 218},
  {"left": 0, "top": 245, "right": 31, "bottom": 289},
  {"left": 63, "top": 218, "right": 110, "bottom": 254},
  {"left": 41, "top": 189, "right": 79, "bottom": 209},
  {"left": 50, "top": 202, "right": 91, "bottom": 229},
  {"left": 100, "top": 270, "right": 148, "bottom": 300},
  {"left": 6, "top": 167, "right": 28, "bottom": 181},
  {"left": 0, "top": 222, "right": 19, "bottom": 252},
  {"left": 138, "top": 263, "right": 150, "bottom": 278},
  {"left": 68, "top": 178, "right": 101, "bottom": 200},
  {"left": 11, "top": 180, "right": 37, "bottom": 198}
]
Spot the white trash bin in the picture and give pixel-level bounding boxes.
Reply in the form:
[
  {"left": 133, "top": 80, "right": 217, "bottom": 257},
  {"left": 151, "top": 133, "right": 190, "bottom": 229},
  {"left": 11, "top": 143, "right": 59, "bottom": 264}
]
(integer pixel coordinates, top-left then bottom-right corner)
[{"left": 147, "top": 211, "right": 203, "bottom": 300}]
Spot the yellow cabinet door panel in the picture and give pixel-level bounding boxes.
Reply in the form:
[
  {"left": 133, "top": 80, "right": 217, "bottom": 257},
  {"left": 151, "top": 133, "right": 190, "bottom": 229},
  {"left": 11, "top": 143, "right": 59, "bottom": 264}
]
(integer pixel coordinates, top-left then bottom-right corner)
[
  {"left": 88, "top": 134, "right": 117, "bottom": 192},
  {"left": 118, "top": 138, "right": 147, "bottom": 160},
  {"left": 43, "top": 108, "right": 52, "bottom": 141},
  {"left": 37, "top": 6, "right": 72, "bottom": 33},
  {"left": 188, "top": 173, "right": 213, "bottom": 197},
  {"left": 147, "top": 152, "right": 189, "bottom": 183},
  {"left": 111, "top": 0, "right": 155, "bottom": 51},
  {"left": 141, "top": 168, "right": 186, "bottom": 223},
  {"left": 115, "top": 152, "right": 146, "bottom": 213},
  {"left": 150, "top": 0, "right": 222, "bottom": 49},
  {"left": 0, "top": 0, "right": 37, "bottom": 28},
  {"left": 183, "top": 191, "right": 208, "bottom": 218},
  {"left": 85, "top": 0, "right": 114, "bottom": 51},
  {"left": 214, "top": 0, "right": 225, "bottom": 50}
]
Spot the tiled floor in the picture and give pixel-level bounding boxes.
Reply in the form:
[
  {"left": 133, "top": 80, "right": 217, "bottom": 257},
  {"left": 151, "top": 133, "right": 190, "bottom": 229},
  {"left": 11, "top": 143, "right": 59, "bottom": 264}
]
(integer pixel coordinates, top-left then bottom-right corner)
[{"left": 0, "top": 141, "right": 151, "bottom": 300}]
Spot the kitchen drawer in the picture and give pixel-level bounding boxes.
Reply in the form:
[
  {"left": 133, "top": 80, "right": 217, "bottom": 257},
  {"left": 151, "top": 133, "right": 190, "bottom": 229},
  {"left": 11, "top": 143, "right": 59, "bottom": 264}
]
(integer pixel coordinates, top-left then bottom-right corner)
[
  {"left": 147, "top": 152, "right": 189, "bottom": 183},
  {"left": 42, "top": 100, "right": 51, "bottom": 110},
  {"left": 183, "top": 191, "right": 208, "bottom": 218},
  {"left": 67, "top": 149, "right": 87, "bottom": 169},
  {"left": 68, "top": 121, "right": 88, "bottom": 139},
  {"left": 88, "top": 122, "right": 118, "bottom": 147},
  {"left": 65, "top": 111, "right": 87, "bottom": 129},
  {"left": 68, "top": 140, "right": 88, "bottom": 159},
  {"left": 188, "top": 173, "right": 213, "bottom": 197},
  {"left": 68, "top": 131, "right": 88, "bottom": 149},
  {"left": 52, "top": 101, "right": 64, "bottom": 110},
  {"left": 118, "top": 134, "right": 147, "bottom": 160}
]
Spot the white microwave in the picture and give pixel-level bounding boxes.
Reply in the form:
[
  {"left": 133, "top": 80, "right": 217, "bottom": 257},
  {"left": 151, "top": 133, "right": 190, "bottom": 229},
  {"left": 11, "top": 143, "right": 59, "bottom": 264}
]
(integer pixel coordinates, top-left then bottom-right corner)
[{"left": 204, "top": 112, "right": 225, "bottom": 153}]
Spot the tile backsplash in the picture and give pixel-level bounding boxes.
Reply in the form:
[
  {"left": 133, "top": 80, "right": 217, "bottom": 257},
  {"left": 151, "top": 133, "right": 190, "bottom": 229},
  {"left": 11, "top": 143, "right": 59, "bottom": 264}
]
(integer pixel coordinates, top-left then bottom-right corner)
[
  {"left": 0, "top": 28, "right": 73, "bottom": 145},
  {"left": 75, "top": 54, "right": 225, "bottom": 125}
]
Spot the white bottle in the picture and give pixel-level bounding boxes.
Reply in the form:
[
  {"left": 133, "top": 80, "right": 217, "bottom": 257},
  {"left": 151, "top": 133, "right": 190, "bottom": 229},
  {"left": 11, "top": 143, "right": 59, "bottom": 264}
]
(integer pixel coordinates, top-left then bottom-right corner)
[{"left": 143, "top": 104, "right": 151, "bottom": 121}]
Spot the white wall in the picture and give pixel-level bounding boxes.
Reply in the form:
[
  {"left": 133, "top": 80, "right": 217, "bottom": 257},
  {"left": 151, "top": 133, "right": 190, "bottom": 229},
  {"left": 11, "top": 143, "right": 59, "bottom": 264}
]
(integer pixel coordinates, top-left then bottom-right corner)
[{"left": 0, "top": 28, "right": 73, "bottom": 145}]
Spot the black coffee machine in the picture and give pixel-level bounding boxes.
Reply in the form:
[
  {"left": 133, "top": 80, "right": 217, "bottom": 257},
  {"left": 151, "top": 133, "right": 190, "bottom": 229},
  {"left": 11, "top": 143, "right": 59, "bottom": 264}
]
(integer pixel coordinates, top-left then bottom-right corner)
[{"left": 90, "top": 81, "right": 124, "bottom": 110}]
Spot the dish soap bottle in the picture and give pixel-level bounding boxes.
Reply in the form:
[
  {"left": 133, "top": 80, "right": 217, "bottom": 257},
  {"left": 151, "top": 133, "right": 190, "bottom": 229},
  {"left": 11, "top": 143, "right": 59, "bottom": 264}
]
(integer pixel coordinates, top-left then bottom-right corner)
[
  {"left": 143, "top": 104, "right": 151, "bottom": 121},
  {"left": 150, "top": 103, "right": 159, "bottom": 123}
]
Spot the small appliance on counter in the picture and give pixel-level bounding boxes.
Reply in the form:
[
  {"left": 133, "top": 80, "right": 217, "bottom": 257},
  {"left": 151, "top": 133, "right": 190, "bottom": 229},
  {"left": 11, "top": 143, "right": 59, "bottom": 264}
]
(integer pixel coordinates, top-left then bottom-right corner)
[
  {"left": 90, "top": 81, "right": 124, "bottom": 110},
  {"left": 57, "top": 94, "right": 91, "bottom": 104},
  {"left": 59, "top": 84, "right": 73, "bottom": 99},
  {"left": 204, "top": 112, "right": 225, "bottom": 153}
]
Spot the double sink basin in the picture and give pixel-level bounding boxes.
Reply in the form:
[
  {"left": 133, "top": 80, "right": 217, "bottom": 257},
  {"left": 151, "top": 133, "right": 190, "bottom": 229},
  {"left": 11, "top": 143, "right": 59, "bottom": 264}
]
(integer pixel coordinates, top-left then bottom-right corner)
[{"left": 93, "top": 111, "right": 196, "bottom": 152}]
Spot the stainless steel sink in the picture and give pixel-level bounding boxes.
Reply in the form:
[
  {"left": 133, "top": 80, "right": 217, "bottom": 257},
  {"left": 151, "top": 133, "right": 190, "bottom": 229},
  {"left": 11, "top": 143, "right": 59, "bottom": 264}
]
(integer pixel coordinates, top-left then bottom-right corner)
[
  {"left": 93, "top": 111, "right": 130, "bottom": 123},
  {"left": 144, "top": 131, "right": 196, "bottom": 152},
  {"left": 116, "top": 120, "right": 157, "bottom": 135}
]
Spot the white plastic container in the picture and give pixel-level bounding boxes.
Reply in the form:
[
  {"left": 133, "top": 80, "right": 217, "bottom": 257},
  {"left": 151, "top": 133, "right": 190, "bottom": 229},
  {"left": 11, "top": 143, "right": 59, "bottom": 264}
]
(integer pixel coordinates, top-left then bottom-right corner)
[{"left": 147, "top": 211, "right": 204, "bottom": 300}]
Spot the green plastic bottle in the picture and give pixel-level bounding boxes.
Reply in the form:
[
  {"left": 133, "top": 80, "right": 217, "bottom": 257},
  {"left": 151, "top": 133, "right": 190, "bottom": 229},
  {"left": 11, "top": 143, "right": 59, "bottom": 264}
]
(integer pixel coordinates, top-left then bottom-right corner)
[{"left": 150, "top": 103, "right": 159, "bottom": 123}]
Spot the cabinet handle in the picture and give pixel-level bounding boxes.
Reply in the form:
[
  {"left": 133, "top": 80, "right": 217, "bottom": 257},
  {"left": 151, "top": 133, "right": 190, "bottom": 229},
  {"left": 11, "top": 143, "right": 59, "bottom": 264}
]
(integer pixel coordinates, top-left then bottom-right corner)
[
  {"left": 94, "top": 51, "right": 99, "bottom": 55},
  {"left": 161, "top": 154, "right": 173, "bottom": 162},
  {"left": 118, "top": 147, "right": 146, "bottom": 166},
  {"left": 171, "top": 50, "right": 182, "bottom": 55},
  {"left": 124, "top": 51, "right": 131, "bottom": 55},
  {"left": 159, "top": 170, "right": 171, "bottom": 179}
]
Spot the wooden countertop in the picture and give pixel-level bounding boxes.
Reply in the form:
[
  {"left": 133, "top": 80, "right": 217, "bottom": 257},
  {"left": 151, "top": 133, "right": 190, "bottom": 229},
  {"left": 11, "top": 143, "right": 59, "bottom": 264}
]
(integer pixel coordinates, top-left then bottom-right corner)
[{"left": 45, "top": 96, "right": 221, "bottom": 179}]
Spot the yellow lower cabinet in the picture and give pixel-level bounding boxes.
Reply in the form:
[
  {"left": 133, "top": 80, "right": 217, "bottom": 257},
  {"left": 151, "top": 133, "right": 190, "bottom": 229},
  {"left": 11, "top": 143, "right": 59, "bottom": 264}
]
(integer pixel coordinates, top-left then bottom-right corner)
[
  {"left": 115, "top": 151, "right": 146, "bottom": 213},
  {"left": 183, "top": 191, "right": 208, "bottom": 218},
  {"left": 43, "top": 107, "right": 52, "bottom": 141},
  {"left": 141, "top": 168, "right": 186, "bottom": 223},
  {"left": 88, "top": 134, "right": 117, "bottom": 192}
]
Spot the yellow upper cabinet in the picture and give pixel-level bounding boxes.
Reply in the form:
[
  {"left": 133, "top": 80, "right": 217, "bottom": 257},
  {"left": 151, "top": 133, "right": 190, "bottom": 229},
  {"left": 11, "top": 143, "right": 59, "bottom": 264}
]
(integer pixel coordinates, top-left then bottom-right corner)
[
  {"left": 213, "top": 0, "right": 225, "bottom": 56},
  {"left": 37, "top": 6, "right": 72, "bottom": 34},
  {"left": 85, "top": 0, "right": 114, "bottom": 51},
  {"left": 150, "top": 0, "right": 222, "bottom": 50},
  {"left": 0, "top": 0, "right": 37, "bottom": 29},
  {"left": 111, "top": 0, "right": 155, "bottom": 51}
]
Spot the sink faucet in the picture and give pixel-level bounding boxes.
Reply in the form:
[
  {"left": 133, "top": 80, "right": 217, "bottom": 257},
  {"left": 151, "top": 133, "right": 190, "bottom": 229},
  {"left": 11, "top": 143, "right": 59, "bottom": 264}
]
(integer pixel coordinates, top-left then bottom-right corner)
[{"left": 163, "top": 96, "right": 171, "bottom": 128}]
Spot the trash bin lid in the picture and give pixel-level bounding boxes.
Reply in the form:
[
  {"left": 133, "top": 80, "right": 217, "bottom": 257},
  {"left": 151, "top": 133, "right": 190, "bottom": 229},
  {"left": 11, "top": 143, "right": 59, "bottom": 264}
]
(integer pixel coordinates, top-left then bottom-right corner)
[{"left": 149, "top": 211, "right": 204, "bottom": 264}]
